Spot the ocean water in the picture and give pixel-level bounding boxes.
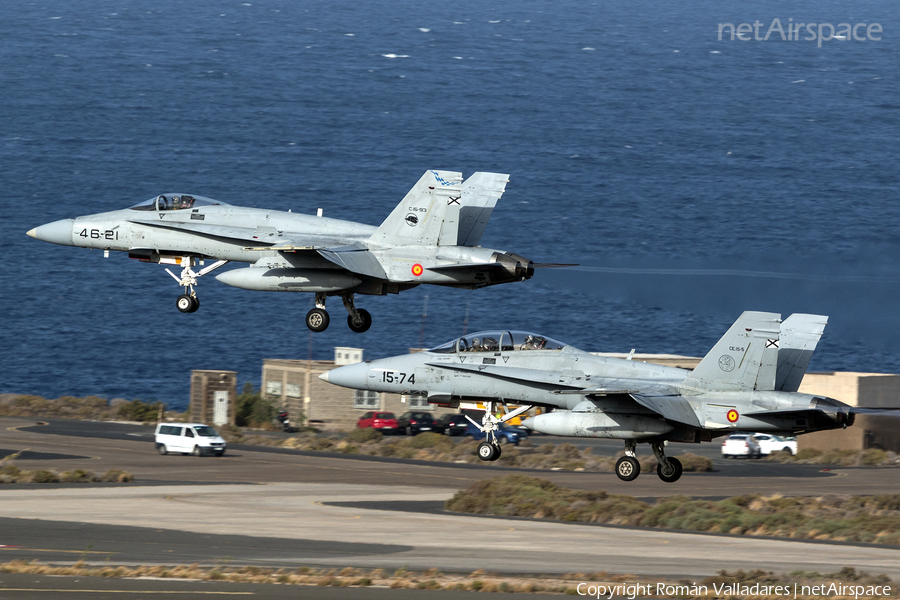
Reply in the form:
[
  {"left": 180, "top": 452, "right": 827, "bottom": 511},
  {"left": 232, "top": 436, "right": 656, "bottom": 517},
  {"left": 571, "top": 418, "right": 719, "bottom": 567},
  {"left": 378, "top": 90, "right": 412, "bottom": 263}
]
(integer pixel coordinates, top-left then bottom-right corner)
[{"left": 1, "top": 0, "right": 898, "bottom": 409}]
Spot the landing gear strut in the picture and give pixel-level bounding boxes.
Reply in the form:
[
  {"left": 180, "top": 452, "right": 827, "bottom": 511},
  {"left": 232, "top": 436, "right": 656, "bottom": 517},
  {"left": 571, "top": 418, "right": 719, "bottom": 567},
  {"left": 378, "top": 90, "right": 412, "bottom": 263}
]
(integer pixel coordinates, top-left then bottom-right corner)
[
  {"left": 305, "top": 294, "right": 330, "bottom": 332},
  {"left": 614, "top": 440, "right": 683, "bottom": 483},
  {"left": 652, "top": 442, "right": 683, "bottom": 483},
  {"left": 166, "top": 257, "right": 228, "bottom": 314},
  {"left": 304, "top": 293, "right": 373, "bottom": 333},
  {"left": 614, "top": 440, "right": 640, "bottom": 481},
  {"left": 469, "top": 400, "right": 532, "bottom": 463}
]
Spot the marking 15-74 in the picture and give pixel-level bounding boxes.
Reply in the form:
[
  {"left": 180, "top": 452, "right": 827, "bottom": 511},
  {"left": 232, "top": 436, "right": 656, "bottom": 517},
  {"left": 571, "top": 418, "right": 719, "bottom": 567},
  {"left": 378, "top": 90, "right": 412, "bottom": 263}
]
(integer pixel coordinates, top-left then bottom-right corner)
[{"left": 381, "top": 371, "right": 415, "bottom": 384}]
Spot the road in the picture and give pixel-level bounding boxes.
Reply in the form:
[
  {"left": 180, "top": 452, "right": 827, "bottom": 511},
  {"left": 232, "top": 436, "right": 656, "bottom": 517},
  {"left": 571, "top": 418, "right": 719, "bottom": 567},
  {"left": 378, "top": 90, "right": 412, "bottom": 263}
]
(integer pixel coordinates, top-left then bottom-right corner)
[{"left": 0, "top": 416, "right": 898, "bottom": 598}]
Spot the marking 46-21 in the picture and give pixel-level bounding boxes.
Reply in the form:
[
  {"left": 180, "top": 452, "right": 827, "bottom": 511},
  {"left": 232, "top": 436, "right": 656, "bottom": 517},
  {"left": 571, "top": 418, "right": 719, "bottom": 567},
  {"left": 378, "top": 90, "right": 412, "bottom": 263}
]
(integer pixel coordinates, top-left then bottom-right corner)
[{"left": 78, "top": 228, "right": 118, "bottom": 241}]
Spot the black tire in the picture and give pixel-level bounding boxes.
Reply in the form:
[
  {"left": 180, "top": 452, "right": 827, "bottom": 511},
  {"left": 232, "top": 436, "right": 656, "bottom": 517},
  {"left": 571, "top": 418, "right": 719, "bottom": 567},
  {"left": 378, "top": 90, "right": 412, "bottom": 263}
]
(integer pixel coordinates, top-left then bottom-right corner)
[
  {"left": 176, "top": 294, "right": 194, "bottom": 313},
  {"left": 157, "top": 444, "right": 167, "bottom": 455},
  {"left": 406, "top": 426, "right": 413, "bottom": 436},
  {"left": 615, "top": 456, "right": 640, "bottom": 481},
  {"left": 657, "top": 457, "right": 683, "bottom": 483},
  {"left": 347, "top": 308, "right": 372, "bottom": 333},
  {"left": 783, "top": 446, "right": 793, "bottom": 456},
  {"left": 497, "top": 436, "right": 508, "bottom": 445},
  {"left": 192, "top": 445, "right": 202, "bottom": 457},
  {"left": 306, "top": 308, "right": 330, "bottom": 332},
  {"left": 477, "top": 442, "right": 495, "bottom": 461},
  {"left": 489, "top": 443, "right": 502, "bottom": 461},
  {"left": 187, "top": 296, "right": 199, "bottom": 313}
]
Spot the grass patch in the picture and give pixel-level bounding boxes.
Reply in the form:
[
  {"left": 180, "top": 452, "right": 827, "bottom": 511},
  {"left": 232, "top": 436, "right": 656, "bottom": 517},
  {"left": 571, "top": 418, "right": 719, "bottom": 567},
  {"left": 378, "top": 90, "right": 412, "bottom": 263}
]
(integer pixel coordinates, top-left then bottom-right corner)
[
  {"left": 0, "top": 561, "right": 889, "bottom": 597},
  {"left": 446, "top": 474, "right": 900, "bottom": 543},
  {"left": 766, "top": 448, "right": 899, "bottom": 467}
]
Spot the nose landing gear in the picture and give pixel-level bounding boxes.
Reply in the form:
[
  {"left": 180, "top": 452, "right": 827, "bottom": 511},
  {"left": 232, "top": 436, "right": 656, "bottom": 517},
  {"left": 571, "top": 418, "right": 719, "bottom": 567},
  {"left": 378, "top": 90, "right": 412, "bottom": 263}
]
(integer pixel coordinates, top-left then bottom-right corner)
[{"left": 166, "top": 257, "right": 228, "bottom": 314}]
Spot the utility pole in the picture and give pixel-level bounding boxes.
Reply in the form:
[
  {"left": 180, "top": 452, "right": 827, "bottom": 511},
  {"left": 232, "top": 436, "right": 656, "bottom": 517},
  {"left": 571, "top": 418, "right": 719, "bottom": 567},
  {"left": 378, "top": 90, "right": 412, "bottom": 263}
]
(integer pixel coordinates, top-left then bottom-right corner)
[{"left": 418, "top": 295, "right": 429, "bottom": 350}]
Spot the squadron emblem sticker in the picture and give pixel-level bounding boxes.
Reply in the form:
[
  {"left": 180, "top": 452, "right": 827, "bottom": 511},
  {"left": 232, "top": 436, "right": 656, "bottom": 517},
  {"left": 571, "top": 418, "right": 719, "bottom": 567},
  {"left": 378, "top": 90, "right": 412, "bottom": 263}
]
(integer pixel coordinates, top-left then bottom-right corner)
[
  {"left": 411, "top": 263, "right": 424, "bottom": 277},
  {"left": 718, "top": 355, "right": 735, "bottom": 372}
]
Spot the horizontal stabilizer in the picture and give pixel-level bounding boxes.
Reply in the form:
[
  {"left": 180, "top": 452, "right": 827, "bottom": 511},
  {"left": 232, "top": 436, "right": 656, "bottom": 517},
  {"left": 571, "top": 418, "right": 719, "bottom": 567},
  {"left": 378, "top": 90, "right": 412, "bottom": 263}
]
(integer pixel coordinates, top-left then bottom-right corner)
[
  {"left": 458, "top": 172, "right": 508, "bottom": 246},
  {"left": 776, "top": 314, "right": 828, "bottom": 392},
  {"left": 629, "top": 394, "right": 701, "bottom": 427}
]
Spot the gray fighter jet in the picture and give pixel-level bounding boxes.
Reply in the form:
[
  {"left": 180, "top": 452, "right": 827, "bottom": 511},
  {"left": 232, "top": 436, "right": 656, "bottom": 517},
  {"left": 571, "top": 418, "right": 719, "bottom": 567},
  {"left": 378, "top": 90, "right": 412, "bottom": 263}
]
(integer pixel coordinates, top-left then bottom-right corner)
[
  {"left": 320, "top": 311, "right": 862, "bottom": 482},
  {"left": 26, "top": 171, "right": 551, "bottom": 332}
]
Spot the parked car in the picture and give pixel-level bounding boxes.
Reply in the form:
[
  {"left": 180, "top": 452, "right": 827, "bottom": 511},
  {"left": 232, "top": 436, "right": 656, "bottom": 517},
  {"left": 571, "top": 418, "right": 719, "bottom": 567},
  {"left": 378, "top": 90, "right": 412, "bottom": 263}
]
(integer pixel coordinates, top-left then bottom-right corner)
[
  {"left": 752, "top": 433, "right": 798, "bottom": 456},
  {"left": 396, "top": 411, "right": 437, "bottom": 435},
  {"left": 721, "top": 433, "right": 761, "bottom": 459},
  {"left": 155, "top": 423, "right": 226, "bottom": 456},
  {"left": 463, "top": 422, "right": 522, "bottom": 445},
  {"left": 356, "top": 411, "right": 400, "bottom": 434},
  {"left": 437, "top": 413, "right": 470, "bottom": 436}
]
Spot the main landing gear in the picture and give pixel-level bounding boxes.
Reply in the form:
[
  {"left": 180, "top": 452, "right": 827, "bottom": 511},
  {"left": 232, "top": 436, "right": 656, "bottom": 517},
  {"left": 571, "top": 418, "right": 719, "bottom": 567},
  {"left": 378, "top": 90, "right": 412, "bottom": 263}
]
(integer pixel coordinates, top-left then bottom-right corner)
[
  {"left": 166, "top": 257, "right": 229, "bottom": 314},
  {"left": 470, "top": 401, "right": 533, "bottom": 463},
  {"left": 614, "top": 440, "right": 683, "bottom": 483},
  {"left": 305, "top": 293, "right": 372, "bottom": 333}
]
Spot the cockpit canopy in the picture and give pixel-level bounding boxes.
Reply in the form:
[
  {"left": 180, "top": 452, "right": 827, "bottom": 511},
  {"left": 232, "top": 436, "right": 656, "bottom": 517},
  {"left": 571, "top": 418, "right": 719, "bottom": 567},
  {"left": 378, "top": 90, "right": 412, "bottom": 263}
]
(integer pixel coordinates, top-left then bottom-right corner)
[
  {"left": 429, "top": 330, "right": 567, "bottom": 354},
  {"left": 129, "top": 194, "right": 225, "bottom": 212}
]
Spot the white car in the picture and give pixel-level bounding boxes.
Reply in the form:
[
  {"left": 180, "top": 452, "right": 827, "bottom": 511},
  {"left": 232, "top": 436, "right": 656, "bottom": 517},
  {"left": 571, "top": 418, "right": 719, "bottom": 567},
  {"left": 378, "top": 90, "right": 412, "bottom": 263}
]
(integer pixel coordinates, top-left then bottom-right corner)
[
  {"left": 752, "top": 433, "right": 798, "bottom": 456},
  {"left": 721, "top": 433, "right": 761, "bottom": 459},
  {"left": 155, "top": 423, "right": 226, "bottom": 456}
]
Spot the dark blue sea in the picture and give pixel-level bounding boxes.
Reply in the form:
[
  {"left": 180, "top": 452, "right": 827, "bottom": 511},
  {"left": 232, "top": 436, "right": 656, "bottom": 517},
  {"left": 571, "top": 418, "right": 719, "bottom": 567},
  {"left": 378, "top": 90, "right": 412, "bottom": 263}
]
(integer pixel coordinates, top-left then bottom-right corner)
[{"left": 2, "top": 0, "right": 898, "bottom": 409}]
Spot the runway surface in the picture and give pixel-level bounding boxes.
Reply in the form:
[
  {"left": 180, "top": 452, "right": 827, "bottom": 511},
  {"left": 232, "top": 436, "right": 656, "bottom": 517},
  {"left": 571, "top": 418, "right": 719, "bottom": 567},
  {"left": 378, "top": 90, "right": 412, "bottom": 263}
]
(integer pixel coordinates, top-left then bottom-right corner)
[{"left": 1, "top": 417, "right": 898, "bottom": 586}]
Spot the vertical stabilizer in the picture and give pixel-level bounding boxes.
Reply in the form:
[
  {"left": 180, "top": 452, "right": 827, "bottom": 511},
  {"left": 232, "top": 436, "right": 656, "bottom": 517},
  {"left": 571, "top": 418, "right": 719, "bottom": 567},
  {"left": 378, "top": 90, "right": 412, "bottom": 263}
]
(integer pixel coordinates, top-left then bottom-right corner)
[
  {"left": 776, "top": 313, "right": 828, "bottom": 392},
  {"left": 370, "top": 170, "right": 463, "bottom": 247},
  {"left": 682, "top": 311, "right": 782, "bottom": 392},
  {"left": 457, "top": 172, "right": 509, "bottom": 246}
]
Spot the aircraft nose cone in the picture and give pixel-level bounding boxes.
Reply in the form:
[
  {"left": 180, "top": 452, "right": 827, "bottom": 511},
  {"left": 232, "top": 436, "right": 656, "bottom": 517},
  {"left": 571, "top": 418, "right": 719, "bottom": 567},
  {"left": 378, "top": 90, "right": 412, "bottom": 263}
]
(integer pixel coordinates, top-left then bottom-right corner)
[
  {"left": 26, "top": 219, "right": 75, "bottom": 246},
  {"left": 319, "top": 362, "right": 369, "bottom": 389},
  {"left": 520, "top": 417, "right": 536, "bottom": 431}
]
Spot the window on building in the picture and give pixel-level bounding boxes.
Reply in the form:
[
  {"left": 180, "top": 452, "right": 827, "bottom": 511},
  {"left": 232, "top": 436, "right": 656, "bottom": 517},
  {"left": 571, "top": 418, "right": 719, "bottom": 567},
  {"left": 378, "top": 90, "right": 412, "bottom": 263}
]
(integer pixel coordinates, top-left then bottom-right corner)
[
  {"left": 286, "top": 383, "right": 301, "bottom": 398},
  {"left": 354, "top": 390, "right": 379, "bottom": 409},
  {"left": 406, "top": 393, "right": 432, "bottom": 410},
  {"left": 265, "top": 380, "right": 283, "bottom": 396}
]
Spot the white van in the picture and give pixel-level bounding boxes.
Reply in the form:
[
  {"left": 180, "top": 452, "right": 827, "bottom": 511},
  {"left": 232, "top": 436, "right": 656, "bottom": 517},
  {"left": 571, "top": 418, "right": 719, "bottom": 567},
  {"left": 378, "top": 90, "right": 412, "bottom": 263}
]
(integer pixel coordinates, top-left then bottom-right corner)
[{"left": 155, "top": 423, "right": 227, "bottom": 456}]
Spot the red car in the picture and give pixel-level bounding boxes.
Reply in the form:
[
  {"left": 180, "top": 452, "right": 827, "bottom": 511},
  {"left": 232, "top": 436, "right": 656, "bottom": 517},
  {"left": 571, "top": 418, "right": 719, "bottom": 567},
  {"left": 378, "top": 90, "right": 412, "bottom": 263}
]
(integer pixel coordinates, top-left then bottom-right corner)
[{"left": 357, "top": 411, "right": 400, "bottom": 434}]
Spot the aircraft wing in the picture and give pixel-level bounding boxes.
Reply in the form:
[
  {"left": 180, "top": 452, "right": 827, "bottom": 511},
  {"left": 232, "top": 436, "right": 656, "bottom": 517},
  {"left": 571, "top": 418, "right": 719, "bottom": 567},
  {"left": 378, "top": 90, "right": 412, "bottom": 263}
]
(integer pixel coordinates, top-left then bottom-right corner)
[
  {"left": 629, "top": 394, "right": 702, "bottom": 427},
  {"left": 316, "top": 246, "right": 387, "bottom": 279}
]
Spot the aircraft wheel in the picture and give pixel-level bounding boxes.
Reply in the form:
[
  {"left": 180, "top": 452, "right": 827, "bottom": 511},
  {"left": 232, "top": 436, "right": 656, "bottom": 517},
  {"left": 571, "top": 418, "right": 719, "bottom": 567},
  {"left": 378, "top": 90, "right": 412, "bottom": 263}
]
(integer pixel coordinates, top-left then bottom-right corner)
[
  {"left": 657, "top": 457, "right": 683, "bottom": 483},
  {"left": 615, "top": 456, "right": 640, "bottom": 481},
  {"left": 157, "top": 444, "right": 167, "bottom": 455},
  {"left": 187, "top": 296, "right": 200, "bottom": 313},
  {"left": 489, "top": 443, "right": 502, "bottom": 461},
  {"left": 347, "top": 309, "right": 372, "bottom": 333},
  {"left": 176, "top": 294, "right": 194, "bottom": 313},
  {"left": 477, "top": 442, "right": 496, "bottom": 461},
  {"left": 306, "top": 308, "right": 330, "bottom": 332}
]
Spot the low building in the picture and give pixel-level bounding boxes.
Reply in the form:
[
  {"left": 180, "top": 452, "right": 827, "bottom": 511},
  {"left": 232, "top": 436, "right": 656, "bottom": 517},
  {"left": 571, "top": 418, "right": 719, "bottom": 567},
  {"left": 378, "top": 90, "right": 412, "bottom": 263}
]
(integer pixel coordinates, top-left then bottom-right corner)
[
  {"left": 261, "top": 348, "right": 455, "bottom": 430},
  {"left": 189, "top": 370, "right": 237, "bottom": 426}
]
